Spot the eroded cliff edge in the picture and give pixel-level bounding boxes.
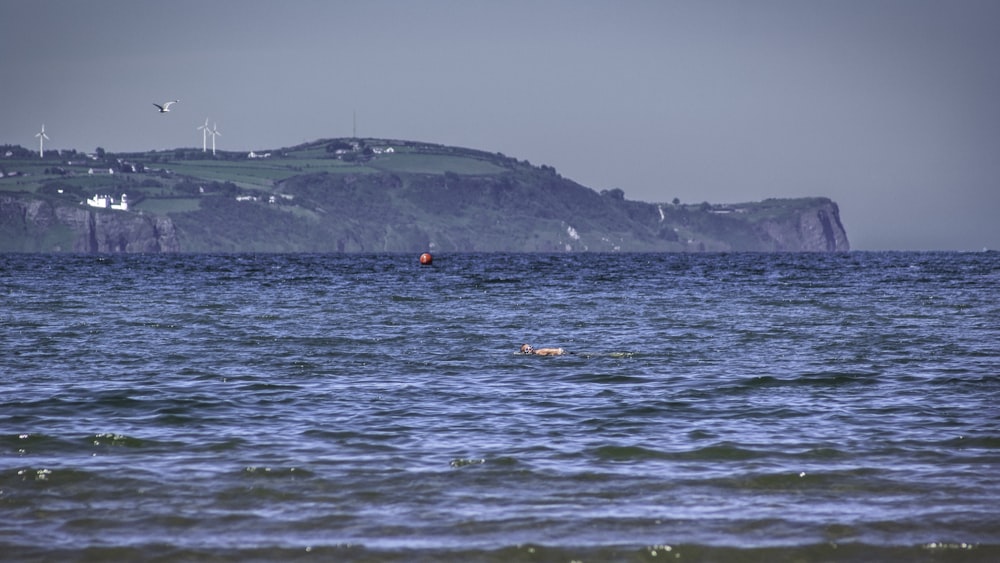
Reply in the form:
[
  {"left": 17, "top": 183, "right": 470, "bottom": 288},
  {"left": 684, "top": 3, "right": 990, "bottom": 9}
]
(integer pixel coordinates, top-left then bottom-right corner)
[
  {"left": 751, "top": 198, "right": 849, "bottom": 252},
  {"left": 1, "top": 190, "right": 847, "bottom": 254},
  {"left": 1, "top": 195, "right": 179, "bottom": 252}
]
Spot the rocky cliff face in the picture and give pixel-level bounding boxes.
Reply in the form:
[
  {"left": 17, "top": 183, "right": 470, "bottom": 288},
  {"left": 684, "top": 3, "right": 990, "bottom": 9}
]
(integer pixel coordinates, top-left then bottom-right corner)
[
  {"left": 755, "top": 199, "right": 850, "bottom": 252},
  {"left": 257, "top": 171, "right": 850, "bottom": 254},
  {"left": 2, "top": 190, "right": 847, "bottom": 254},
  {"left": 1, "top": 195, "right": 179, "bottom": 252}
]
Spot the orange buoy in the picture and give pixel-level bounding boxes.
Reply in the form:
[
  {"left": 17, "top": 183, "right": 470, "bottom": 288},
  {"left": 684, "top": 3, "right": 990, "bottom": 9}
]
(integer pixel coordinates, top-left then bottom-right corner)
[{"left": 419, "top": 252, "right": 433, "bottom": 265}]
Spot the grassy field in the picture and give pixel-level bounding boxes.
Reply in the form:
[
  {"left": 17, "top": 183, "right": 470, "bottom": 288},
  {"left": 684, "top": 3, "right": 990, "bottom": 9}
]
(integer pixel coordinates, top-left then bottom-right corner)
[
  {"left": 2, "top": 138, "right": 511, "bottom": 213},
  {"left": 281, "top": 147, "right": 328, "bottom": 159},
  {"left": 368, "top": 153, "right": 506, "bottom": 175},
  {"left": 134, "top": 198, "right": 202, "bottom": 214},
  {"left": 162, "top": 162, "right": 286, "bottom": 189},
  {"left": 161, "top": 159, "right": 378, "bottom": 189},
  {"left": 0, "top": 178, "right": 45, "bottom": 192}
]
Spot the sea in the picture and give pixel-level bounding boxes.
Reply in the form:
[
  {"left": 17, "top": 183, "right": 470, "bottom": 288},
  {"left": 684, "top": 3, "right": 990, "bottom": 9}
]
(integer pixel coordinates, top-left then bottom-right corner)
[{"left": 1, "top": 252, "right": 998, "bottom": 562}]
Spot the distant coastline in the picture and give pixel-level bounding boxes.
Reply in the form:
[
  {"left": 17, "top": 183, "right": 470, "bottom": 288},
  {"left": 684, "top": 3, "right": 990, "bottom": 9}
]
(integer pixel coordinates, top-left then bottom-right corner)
[{"left": 1, "top": 138, "right": 848, "bottom": 253}]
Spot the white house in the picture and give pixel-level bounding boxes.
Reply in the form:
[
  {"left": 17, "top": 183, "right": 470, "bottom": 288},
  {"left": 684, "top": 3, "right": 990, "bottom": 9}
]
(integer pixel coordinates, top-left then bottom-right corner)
[
  {"left": 86, "top": 194, "right": 128, "bottom": 211},
  {"left": 111, "top": 194, "right": 128, "bottom": 211},
  {"left": 87, "top": 194, "right": 111, "bottom": 208}
]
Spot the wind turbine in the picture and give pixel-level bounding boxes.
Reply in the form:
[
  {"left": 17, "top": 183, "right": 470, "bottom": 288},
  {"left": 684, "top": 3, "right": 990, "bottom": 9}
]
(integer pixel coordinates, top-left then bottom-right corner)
[
  {"left": 35, "top": 124, "right": 49, "bottom": 157},
  {"left": 197, "top": 118, "right": 209, "bottom": 152},
  {"left": 209, "top": 123, "right": 221, "bottom": 156}
]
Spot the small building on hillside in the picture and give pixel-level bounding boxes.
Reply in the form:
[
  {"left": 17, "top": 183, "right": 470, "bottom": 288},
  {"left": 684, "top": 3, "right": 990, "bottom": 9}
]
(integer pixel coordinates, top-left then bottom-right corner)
[{"left": 86, "top": 193, "right": 128, "bottom": 211}]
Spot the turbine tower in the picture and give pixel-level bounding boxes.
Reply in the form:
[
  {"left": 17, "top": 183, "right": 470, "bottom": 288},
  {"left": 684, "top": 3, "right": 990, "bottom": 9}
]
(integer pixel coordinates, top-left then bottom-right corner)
[
  {"left": 197, "top": 118, "right": 209, "bottom": 152},
  {"left": 209, "top": 123, "right": 221, "bottom": 156},
  {"left": 35, "top": 124, "right": 49, "bottom": 158}
]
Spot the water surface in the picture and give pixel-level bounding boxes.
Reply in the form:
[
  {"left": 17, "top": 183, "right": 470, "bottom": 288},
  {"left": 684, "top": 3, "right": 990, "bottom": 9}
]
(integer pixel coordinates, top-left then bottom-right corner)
[{"left": 2, "top": 252, "right": 998, "bottom": 561}]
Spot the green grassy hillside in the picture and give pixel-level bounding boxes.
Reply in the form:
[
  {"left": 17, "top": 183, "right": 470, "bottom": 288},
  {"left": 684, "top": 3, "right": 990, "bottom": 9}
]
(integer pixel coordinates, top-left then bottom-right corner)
[{"left": 1, "top": 139, "right": 849, "bottom": 253}]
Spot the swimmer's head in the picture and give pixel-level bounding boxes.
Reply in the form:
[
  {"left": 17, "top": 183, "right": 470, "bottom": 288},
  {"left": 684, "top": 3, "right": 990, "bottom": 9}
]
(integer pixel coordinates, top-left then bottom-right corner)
[{"left": 520, "top": 344, "right": 534, "bottom": 354}]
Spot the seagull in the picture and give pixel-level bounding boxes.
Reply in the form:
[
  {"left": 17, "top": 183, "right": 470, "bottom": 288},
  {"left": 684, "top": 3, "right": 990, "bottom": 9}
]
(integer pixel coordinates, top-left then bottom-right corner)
[{"left": 153, "top": 100, "right": 179, "bottom": 113}]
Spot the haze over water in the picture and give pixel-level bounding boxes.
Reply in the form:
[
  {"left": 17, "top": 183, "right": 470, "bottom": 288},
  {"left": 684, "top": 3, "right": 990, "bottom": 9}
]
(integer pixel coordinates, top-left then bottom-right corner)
[{"left": 2, "top": 252, "right": 999, "bottom": 561}]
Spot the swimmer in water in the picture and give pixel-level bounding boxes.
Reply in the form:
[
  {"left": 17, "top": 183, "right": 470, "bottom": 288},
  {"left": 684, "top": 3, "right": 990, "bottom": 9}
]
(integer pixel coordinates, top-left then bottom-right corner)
[{"left": 520, "top": 343, "right": 567, "bottom": 356}]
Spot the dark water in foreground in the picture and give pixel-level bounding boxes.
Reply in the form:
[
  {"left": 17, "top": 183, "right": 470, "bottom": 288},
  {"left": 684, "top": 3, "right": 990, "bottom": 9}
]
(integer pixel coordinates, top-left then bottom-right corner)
[{"left": 2, "top": 252, "right": 998, "bottom": 562}]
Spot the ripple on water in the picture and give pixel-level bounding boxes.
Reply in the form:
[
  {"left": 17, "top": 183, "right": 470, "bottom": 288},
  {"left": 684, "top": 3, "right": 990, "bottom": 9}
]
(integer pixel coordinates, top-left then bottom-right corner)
[{"left": 2, "top": 252, "right": 999, "bottom": 555}]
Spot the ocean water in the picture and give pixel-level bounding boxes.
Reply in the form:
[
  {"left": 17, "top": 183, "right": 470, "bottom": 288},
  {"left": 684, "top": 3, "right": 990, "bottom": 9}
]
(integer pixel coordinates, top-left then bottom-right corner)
[{"left": 1, "top": 252, "right": 998, "bottom": 562}]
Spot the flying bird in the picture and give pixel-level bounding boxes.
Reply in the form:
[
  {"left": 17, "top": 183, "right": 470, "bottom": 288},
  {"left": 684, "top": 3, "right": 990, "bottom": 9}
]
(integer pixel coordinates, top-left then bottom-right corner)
[{"left": 153, "top": 100, "right": 179, "bottom": 113}]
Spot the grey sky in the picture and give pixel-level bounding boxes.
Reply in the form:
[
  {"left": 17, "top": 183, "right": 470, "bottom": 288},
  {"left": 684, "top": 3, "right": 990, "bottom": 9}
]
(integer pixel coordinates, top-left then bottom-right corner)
[{"left": 3, "top": 0, "right": 998, "bottom": 250}]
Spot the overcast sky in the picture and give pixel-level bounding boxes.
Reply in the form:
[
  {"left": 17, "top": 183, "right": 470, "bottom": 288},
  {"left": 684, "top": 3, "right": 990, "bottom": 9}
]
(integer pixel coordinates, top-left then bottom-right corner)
[{"left": 2, "top": 0, "right": 998, "bottom": 250}]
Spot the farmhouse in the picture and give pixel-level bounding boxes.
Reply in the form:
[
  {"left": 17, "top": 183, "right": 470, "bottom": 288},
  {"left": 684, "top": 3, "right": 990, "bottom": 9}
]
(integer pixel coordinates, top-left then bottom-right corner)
[{"left": 86, "top": 194, "right": 128, "bottom": 211}]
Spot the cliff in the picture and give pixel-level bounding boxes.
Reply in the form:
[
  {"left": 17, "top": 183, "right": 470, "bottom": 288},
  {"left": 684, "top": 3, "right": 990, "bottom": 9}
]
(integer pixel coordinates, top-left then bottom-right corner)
[
  {"left": 223, "top": 171, "right": 848, "bottom": 253},
  {"left": 0, "top": 195, "right": 179, "bottom": 252},
  {"left": 752, "top": 199, "right": 850, "bottom": 252},
  {"left": 0, "top": 138, "right": 848, "bottom": 253}
]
